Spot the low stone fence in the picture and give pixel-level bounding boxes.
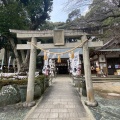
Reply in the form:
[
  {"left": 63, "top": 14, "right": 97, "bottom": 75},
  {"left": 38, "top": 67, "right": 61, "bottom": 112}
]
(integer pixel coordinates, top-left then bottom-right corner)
[
  {"left": 0, "top": 75, "right": 50, "bottom": 107},
  {"left": 72, "top": 75, "right": 87, "bottom": 97},
  {"left": 0, "top": 72, "right": 39, "bottom": 80}
]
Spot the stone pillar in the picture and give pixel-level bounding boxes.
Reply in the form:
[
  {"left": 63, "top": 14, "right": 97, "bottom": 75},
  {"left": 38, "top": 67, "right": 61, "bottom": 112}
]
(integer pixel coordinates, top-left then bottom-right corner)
[
  {"left": 26, "top": 37, "right": 37, "bottom": 103},
  {"left": 82, "top": 35, "right": 98, "bottom": 107}
]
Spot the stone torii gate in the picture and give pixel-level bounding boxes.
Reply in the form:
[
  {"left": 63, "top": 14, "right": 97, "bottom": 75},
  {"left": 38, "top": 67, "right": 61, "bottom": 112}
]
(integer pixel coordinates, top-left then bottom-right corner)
[{"left": 10, "top": 29, "right": 103, "bottom": 107}]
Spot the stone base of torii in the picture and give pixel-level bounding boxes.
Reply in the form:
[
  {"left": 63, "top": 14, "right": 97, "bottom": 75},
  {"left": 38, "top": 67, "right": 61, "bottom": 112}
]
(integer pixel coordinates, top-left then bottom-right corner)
[{"left": 10, "top": 29, "right": 103, "bottom": 107}]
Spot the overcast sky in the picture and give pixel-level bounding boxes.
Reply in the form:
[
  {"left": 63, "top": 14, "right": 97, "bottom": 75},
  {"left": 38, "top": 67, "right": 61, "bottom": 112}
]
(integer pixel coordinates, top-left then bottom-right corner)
[
  {"left": 50, "top": 0, "right": 68, "bottom": 22},
  {"left": 50, "top": 0, "right": 89, "bottom": 22}
]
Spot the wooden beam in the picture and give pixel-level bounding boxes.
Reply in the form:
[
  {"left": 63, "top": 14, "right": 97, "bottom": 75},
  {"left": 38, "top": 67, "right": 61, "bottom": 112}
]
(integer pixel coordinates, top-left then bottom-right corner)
[{"left": 99, "top": 49, "right": 120, "bottom": 51}]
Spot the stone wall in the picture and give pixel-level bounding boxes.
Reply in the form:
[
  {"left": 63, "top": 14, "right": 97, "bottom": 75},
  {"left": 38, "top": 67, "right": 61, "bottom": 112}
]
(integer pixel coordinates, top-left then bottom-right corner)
[{"left": 0, "top": 78, "right": 49, "bottom": 106}]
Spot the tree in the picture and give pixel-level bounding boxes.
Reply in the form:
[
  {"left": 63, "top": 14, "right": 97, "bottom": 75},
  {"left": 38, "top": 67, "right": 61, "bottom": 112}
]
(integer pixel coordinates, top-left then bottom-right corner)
[
  {"left": 67, "top": 9, "right": 81, "bottom": 22},
  {"left": 0, "top": 1, "right": 29, "bottom": 71},
  {"left": 18, "top": 0, "right": 53, "bottom": 72},
  {"left": 0, "top": 0, "right": 53, "bottom": 72},
  {"left": 84, "top": 0, "right": 120, "bottom": 42},
  {"left": 39, "top": 21, "right": 55, "bottom": 30},
  {"left": 20, "top": 0, "right": 53, "bottom": 30},
  {"left": 65, "top": 0, "right": 119, "bottom": 24},
  {"left": 0, "top": 1, "right": 29, "bottom": 34},
  {"left": 65, "top": 0, "right": 91, "bottom": 11},
  {"left": 0, "top": 0, "right": 53, "bottom": 30},
  {"left": 85, "top": 0, "right": 120, "bottom": 23},
  {"left": 65, "top": 0, "right": 120, "bottom": 38}
]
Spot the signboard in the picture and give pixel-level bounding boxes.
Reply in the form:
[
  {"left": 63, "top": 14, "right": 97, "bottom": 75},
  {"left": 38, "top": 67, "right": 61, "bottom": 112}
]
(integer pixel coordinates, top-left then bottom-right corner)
[{"left": 99, "top": 55, "right": 106, "bottom": 62}]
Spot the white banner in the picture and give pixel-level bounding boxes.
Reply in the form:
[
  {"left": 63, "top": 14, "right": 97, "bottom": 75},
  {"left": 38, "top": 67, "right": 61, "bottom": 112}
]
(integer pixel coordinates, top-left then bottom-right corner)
[
  {"left": 73, "top": 51, "right": 80, "bottom": 69},
  {"left": 68, "top": 51, "right": 80, "bottom": 75}
]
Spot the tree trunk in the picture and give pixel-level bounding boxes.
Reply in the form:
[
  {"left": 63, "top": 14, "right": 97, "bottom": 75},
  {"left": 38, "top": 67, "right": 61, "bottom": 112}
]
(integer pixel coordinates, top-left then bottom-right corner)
[
  {"left": 22, "top": 40, "right": 30, "bottom": 71},
  {"left": 9, "top": 38, "right": 21, "bottom": 73},
  {"left": 20, "top": 50, "right": 30, "bottom": 73},
  {"left": 18, "top": 40, "right": 25, "bottom": 62},
  {"left": 24, "top": 50, "right": 30, "bottom": 65},
  {"left": 17, "top": 40, "right": 30, "bottom": 73},
  {"left": 24, "top": 39, "right": 30, "bottom": 65}
]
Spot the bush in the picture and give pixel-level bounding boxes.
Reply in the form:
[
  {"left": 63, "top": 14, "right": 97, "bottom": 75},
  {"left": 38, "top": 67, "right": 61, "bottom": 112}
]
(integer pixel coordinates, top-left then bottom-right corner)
[
  {"left": 35, "top": 75, "right": 45, "bottom": 84},
  {"left": 35, "top": 75, "right": 47, "bottom": 94}
]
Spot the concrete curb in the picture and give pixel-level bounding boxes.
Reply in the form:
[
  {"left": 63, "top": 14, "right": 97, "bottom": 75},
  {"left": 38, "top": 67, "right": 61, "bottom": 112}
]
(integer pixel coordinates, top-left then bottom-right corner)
[
  {"left": 23, "top": 95, "right": 43, "bottom": 120},
  {"left": 81, "top": 96, "right": 96, "bottom": 120},
  {"left": 75, "top": 86, "right": 96, "bottom": 120}
]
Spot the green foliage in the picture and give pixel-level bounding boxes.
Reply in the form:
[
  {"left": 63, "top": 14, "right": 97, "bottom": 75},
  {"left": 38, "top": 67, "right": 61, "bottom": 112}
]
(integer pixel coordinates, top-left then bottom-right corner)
[
  {"left": 102, "top": 18, "right": 114, "bottom": 26},
  {"left": 0, "top": 0, "right": 53, "bottom": 68},
  {"left": 35, "top": 75, "right": 46, "bottom": 85},
  {"left": 40, "top": 21, "right": 55, "bottom": 30},
  {"left": 55, "top": 22, "right": 66, "bottom": 29},
  {"left": 35, "top": 75, "right": 48, "bottom": 93},
  {"left": 39, "top": 21, "right": 66, "bottom": 30},
  {"left": 22, "top": 0, "right": 53, "bottom": 30},
  {"left": 68, "top": 9, "right": 81, "bottom": 21},
  {"left": 0, "top": 0, "right": 53, "bottom": 37},
  {"left": 0, "top": 1, "right": 29, "bottom": 35},
  {"left": 66, "top": 0, "right": 120, "bottom": 27},
  {"left": 0, "top": 0, "right": 53, "bottom": 31}
]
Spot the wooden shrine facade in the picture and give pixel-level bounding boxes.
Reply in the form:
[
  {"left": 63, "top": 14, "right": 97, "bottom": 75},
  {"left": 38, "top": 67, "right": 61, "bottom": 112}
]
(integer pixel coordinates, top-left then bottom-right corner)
[{"left": 90, "top": 39, "right": 120, "bottom": 75}]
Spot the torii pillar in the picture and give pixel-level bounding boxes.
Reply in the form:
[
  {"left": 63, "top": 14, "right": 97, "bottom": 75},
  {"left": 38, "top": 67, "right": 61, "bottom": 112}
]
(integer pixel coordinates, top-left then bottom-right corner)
[
  {"left": 26, "top": 37, "right": 37, "bottom": 103},
  {"left": 82, "top": 35, "right": 98, "bottom": 106}
]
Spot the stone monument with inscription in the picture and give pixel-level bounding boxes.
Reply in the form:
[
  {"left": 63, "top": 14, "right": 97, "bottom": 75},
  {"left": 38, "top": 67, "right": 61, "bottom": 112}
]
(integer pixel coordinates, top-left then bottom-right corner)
[{"left": 53, "top": 30, "right": 64, "bottom": 45}]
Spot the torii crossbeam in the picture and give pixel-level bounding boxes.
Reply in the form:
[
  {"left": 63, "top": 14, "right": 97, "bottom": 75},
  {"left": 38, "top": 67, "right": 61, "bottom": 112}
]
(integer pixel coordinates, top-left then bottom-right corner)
[{"left": 10, "top": 29, "right": 103, "bottom": 107}]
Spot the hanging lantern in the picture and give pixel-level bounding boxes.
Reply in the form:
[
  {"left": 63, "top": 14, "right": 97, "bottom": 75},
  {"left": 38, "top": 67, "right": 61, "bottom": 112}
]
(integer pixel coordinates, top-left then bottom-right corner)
[
  {"left": 71, "top": 51, "right": 74, "bottom": 59},
  {"left": 57, "top": 55, "right": 61, "bottom": 63},
  {"left": 44, "top": 51, "right": 47, "bottom": 60}
]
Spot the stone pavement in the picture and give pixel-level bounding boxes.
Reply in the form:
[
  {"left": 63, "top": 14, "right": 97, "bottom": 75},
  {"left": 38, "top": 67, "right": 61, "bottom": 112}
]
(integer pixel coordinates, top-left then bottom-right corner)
[{"left": 24, "top": 76, "right": 90, "bottom": 120}]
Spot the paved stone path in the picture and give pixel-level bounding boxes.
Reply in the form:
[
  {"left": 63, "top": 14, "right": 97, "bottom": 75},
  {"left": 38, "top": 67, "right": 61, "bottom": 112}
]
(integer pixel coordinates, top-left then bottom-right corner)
[{"left": 25, "top": 76, "right": 90, "bottom": 120}]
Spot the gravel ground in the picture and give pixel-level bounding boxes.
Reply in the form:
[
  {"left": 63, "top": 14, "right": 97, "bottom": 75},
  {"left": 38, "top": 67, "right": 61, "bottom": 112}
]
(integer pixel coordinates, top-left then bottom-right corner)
[
  {"left": 0, "top": 103, "right": 30, "bottom": 120},
  {"left": 89, "top": 94, "right": 120, "bottom": 120}
]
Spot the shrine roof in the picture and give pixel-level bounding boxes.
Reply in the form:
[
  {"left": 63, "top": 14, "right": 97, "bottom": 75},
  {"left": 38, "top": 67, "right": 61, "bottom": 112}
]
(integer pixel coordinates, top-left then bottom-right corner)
[{"left": 38, "top": 48, "right": 82, "bottom": 58}]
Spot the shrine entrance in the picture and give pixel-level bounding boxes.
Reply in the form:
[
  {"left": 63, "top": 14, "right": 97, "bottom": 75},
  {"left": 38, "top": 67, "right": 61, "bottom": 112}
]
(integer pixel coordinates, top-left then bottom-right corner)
[
  {"left": 56, "top": 59, "right": 68, "bottom": 74},
  {"left": 10, "top": 29, "right": 103, "bottom": 107},
  {"left": 38, "top": 47, "right": 83, "bottom": 75},
  {"left": 57, "top": 66, "right": 68, "bottom": 74}
]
